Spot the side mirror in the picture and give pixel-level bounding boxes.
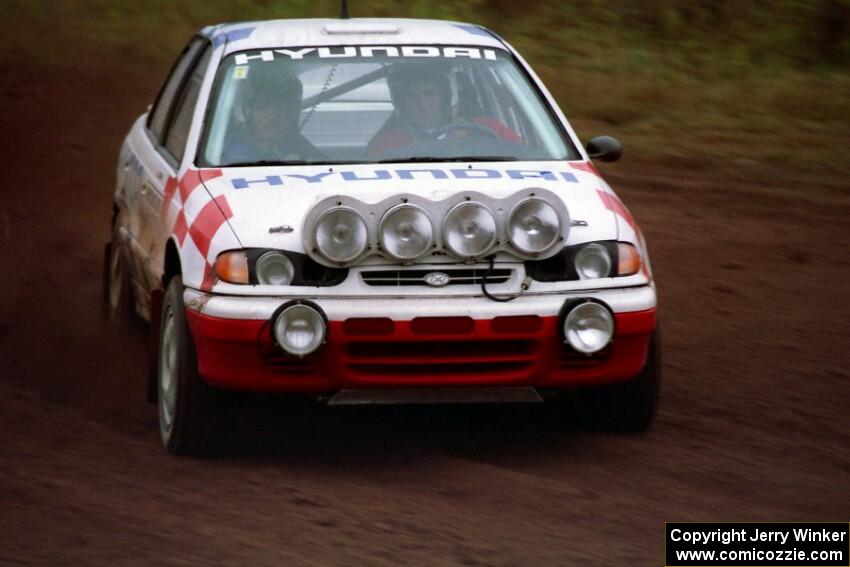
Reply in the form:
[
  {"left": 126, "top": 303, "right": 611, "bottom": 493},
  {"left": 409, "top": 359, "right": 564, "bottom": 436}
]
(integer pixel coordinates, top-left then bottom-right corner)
[{"left": 586, "top": 136, "right": 622, "bottom": 162}]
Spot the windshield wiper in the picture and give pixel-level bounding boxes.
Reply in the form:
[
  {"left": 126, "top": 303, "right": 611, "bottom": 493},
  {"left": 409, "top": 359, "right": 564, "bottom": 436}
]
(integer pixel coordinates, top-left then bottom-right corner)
[
  {"left": 377, "top": 156, "right": 519, "bottom": 164},
  {"left": 220, "top": 157, "right": 520, "bottom": 167},
  {"left": 221, "top": 159, "right": 308, "bottom": 167},
  {"left": 220, "top": 159, "right": 370, "bottom": 167}
]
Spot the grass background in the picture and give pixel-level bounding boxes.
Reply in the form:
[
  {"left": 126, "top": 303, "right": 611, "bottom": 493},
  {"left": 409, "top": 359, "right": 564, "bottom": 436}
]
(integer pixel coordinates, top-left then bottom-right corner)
[{"left": 3, "top": 0, "right": 848, "bottom": 184}]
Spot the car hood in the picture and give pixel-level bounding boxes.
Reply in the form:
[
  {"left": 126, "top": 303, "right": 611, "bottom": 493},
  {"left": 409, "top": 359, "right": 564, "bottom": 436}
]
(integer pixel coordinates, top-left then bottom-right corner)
[{"left": 200, "top": 161, "right": 619, "bottom": 258}]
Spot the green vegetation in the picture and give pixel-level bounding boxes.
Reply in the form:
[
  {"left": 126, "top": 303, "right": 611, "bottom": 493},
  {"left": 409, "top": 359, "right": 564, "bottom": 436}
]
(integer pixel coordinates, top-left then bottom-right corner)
[{"left": 3, "top": 0, "right": 848, "bottom": 181}]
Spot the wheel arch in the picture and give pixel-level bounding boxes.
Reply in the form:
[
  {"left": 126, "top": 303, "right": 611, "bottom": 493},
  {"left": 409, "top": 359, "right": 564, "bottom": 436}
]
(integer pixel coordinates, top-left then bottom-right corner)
[{"left": 163, "top": 237, "right": 182, "bottom": 287}]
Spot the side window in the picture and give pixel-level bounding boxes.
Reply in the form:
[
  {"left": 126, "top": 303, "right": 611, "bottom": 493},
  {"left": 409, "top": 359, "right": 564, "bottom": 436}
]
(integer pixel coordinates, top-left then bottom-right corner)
[
  {"left": 148, "top": 38, "right": 204, "bottom": 143},
  {"left": 164, "top": 44, "right": 213, "bottom": 161}
]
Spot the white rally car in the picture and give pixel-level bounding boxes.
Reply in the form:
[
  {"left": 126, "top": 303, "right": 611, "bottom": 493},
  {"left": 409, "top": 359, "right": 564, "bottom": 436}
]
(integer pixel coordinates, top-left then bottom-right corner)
[{"left": 106, "top": 18, "right": 660, "bottom": 454}]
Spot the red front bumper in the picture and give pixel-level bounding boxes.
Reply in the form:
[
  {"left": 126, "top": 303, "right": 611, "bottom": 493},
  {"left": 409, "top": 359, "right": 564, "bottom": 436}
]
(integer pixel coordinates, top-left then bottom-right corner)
[{"left": 185, "top": 308, "right": 657, "bottom": 393}]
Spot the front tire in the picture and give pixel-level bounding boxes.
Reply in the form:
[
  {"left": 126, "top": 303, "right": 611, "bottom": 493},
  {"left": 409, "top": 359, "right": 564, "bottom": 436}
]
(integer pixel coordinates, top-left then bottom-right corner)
[
  {"left": 577, "top": 331, "right": 661, "bottom": 433},
  {"left": 158, "top": 276, "right": 232, "bottom": 455}
]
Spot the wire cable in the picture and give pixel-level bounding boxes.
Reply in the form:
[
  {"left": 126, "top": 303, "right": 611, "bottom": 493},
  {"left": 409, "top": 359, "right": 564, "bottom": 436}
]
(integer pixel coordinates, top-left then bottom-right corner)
[{"left": 480, "top": 255, "right": 531, "bottom": 303}]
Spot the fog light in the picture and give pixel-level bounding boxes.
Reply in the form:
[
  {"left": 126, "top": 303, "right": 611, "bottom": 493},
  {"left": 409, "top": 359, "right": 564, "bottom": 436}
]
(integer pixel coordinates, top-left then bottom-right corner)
[
  {"left": 563, "top": 301, "right": 614, "bottom": 354},
  {"left": 273, "top": 303, "right": 326, "bottom": 357}
]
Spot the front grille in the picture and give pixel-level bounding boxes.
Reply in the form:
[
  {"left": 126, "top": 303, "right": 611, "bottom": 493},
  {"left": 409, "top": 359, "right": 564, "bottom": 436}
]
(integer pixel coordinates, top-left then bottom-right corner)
[
  {"left": 361, "top": 268, "right": 512, "bottom": 287},
  {"left": 344, "top": 339, "right": 538, "bottom": 378},
  {"left": 339, "top": 316, "right": 547, "bottom": 380},
  {"left": 347, "top": 340, "right": 536, "bottom": 360}
]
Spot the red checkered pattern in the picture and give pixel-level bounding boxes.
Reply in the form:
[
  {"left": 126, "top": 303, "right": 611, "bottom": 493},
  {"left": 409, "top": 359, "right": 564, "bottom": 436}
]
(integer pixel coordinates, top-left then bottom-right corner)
[
  {"left": 570, "top": 161, "right": 600, "bottom": 177},
  {"left": 161, "top": 168, "right": 231, "bottom": 291},
  {"left": 172, "top": 210, "right": 189, "bottom": 245},
  {"left": 160, "top": 176, "right": 180, "bottom": 218},
  {"left": 596, "top": 190, "right": 636, "bottom": 234}
]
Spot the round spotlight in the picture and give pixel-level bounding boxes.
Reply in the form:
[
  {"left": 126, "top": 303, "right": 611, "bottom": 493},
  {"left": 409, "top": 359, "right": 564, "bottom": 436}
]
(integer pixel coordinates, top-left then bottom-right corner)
[
  {"left": 315, "top": 207, "right": 368, "bottom": 264},
  {"left": 563, "top": 302, "right": 614, "bottom": 354},
  {"left": 273, "top": 303, "right": 326, "bottom": 357},
  {"left": 380, "top": 204, "right": 433, "bottom": 260},
  {"left": 508, "top": 198, "right": 561, "bottom": 255},
  {"left": 574, "top": 243, "right": 612, "bottom": 279},
  {"left": 443, "top": 202, "right": 497, "bottom": 258},
  {"left": 256, "top": 252, "right": 294, "bottom": 285}
]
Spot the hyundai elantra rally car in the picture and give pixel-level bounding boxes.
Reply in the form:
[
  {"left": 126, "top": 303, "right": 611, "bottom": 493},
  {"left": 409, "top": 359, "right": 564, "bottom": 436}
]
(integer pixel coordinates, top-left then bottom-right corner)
[{"left": 105, "top": 18, "right": 660, "bottom": 454}]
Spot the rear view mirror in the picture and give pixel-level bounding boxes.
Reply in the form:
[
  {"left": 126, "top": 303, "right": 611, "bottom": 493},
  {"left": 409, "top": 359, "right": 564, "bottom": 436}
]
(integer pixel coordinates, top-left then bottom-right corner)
[{"left": 586, "top": 136, "right": 622, "bottom": 162}]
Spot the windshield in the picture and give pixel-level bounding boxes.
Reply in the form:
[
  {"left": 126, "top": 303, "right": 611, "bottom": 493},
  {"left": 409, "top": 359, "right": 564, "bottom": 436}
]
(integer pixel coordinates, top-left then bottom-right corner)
[{"left": 198, "top": 45, "right": 577, "bottom": 166}]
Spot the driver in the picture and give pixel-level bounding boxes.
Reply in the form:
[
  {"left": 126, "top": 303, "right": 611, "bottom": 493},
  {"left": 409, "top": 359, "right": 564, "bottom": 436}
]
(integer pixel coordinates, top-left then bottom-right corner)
[
  {"left": 223, "top": 68, "right": 325, "bottom": 164},
  {"left": 367, "top": 63, "right": 521, "bottom": 157}
]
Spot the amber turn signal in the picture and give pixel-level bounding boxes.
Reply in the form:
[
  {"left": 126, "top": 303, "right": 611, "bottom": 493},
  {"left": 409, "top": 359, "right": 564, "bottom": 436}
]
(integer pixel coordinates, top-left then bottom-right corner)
[
  {"left": 215, "top": 251, "right": 250, "bottom": 284},
  {"left": 617, "top": 243, "right": 642, "bottom": 276}
]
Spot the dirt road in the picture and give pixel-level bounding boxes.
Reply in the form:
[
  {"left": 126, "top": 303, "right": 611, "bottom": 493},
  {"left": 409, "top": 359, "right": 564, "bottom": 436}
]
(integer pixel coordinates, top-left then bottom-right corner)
[{"left": 1, "top": 34, "right": 849, "bottom": 566}]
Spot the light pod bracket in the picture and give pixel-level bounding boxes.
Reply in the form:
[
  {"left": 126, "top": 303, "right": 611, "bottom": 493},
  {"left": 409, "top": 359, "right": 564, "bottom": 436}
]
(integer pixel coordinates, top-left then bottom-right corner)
[{"left": 301, "top": 188, "right": 570, "bottom": 267}]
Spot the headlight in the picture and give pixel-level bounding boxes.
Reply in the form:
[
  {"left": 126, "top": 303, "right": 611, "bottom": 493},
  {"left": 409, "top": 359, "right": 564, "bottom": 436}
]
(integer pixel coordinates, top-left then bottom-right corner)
[
  {"left": 272, "top": 303, "right": 326, "bottom": 357},
  {"left": 508, "top": 198, "right": 561, "bottom": 255},
  {"left": 380, "top": 204, "right": 433, "bottom": 260},
  {"left": 256, "top": 251, "right": 294, "bottom": 285},
  {"left": 563, "top": 301, "right": 614, "bottom": 354},
  {"left": 315, "top": 207, "right": 368, "bottom": 264},
  {"left": 574, "top": 243, "right": 612, "bottom": 279},
  {"left": 443, "top": 202, "right": 497, "bottom": 258},
  {"left": 214, "top": 251, "right": 250, "bottom": 284}
]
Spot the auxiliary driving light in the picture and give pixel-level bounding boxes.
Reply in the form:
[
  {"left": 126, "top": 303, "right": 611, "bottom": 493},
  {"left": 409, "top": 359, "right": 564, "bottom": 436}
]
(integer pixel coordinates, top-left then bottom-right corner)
[
  {"left": 443, "top": 202, "right": 497, "bottom": 258},
  {"left": 563, "top": 301, "right": 614, "bottom": 354},
  {"left": 272, "top": 303, "right": 326, "bottom": 357},
  {"left": 380, "top": 204, "right": 433, "bottom": 260},
  {"left": 508, "top": 198, "right": 561, "bottom": 255},
  {"left": 315, "top": 207, "right": 368, "bottom": 264}
]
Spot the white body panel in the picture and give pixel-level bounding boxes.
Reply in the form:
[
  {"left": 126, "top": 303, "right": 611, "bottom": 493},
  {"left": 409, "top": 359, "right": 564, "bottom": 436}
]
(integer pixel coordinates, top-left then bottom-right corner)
[{"left": 208, "top": 161, "right": 618, "bottom": 254}]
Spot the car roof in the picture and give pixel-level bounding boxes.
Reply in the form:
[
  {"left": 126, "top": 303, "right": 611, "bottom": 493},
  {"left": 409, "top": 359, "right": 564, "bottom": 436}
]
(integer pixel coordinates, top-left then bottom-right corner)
[{"left": 200, "top": 18, "right": 506, "bottom": 54}]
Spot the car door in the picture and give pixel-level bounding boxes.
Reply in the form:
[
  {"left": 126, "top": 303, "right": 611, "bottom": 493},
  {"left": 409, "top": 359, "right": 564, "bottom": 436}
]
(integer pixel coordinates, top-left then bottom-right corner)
[{"left": 128, "top": 37, "right": 210, "bottom": 317}]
